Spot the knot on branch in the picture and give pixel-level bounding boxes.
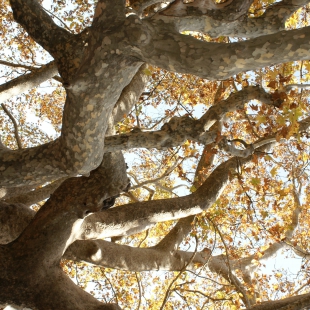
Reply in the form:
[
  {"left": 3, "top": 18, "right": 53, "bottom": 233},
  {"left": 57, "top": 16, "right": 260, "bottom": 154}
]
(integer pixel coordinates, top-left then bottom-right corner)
[
  {"left": 161, "top": 115, "right": 200, "bottom": 138},
  {"left": 220, "top": 137, "right": 255, "bottom": 158}
]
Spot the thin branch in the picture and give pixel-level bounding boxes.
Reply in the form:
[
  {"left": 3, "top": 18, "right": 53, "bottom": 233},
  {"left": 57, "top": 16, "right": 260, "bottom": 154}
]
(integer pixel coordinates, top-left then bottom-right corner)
[
  {"left": 159, "top": 236, "right": 199, "bottom": 310},
  {"left": 134, "top": 104, "right": 141, "bottom": 128},
  {"left": 207, "top": 217, "right": 251, "bottom": 308},
  {"left": 129, "top": 159, "right": 180, "bottom": 190},
  {"left": 285, "top": 84, "right": 310, "bottom": 91},
  {"left": 135, "top": 272, "right": 142, "bottom": 310},
  {"left": 174, "top": 290, "right": 191, "bottom": 309},
  {"left": 137, "top": 229, "right": 150, "bottom": 248},
  {"left": 291, "top": 281, "right": 310, "bottom": 296},
  {"left": 101, "top": 271, "right": 119, "bottom": 305},
  {"left": 0, "top": 60, "right": 38, "bottom": 70},
  {"left": 123, "top": 191, "right": 140, "bottom": 202},
  {"left": 1, "top": 103, "right": 22, "bottom": 149},
  {"left": 178, "top": 288, "right": 232, "bottom": 302},
  {"left": 179, "top": 270, "right": 233, "bottom": 287},
  {"left": 42, "top": 6, "right": 73, "bottom": 33},
  {"left": 244, "top": 112, "right": 260, "bottom": 138}
]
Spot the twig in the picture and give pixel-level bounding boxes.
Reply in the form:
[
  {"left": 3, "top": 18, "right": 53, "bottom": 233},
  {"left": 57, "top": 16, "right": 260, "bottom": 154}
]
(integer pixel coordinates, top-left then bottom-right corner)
[
  {"left": 137, "top": 229, "right": 150, "bottom": 248},
  {"left": 174, "top": 290, "right": 191, "bottom": 309},
  {"left": 42, "top": 7, "right": 73, "bottom": 33},
  {"left": 244, "top": 112, "right": 260, "bottom": 138},
  {"left": 129, "top": 159, "right": 180, "bottom": 190},
  {"left": 178, "top": 271, "right": 232, "bottom": 287},
  {"left": 291, "top": 281, "right": 310, "bottom": 296},
  {"left": 101, "top": 271, "right": 119, "bottom": 305}
]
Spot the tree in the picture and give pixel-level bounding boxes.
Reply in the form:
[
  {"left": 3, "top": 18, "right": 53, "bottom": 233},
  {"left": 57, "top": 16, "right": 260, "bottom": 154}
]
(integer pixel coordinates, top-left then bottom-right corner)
[{"left": 2, "top": 0, "right": 310, "bottom": 309}]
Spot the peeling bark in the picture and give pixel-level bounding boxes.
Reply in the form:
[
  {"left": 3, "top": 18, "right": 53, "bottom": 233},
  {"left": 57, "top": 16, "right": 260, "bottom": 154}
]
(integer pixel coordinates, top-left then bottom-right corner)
[{"left": 3, "top": 0, "right": 310, "bottom": 309}]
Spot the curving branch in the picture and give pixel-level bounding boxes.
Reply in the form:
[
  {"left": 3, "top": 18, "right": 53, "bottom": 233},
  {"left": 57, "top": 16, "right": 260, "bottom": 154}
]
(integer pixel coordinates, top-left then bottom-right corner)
[
  {"left": 0, "top": 152, "right": 128, "bottom": 310},
  {"left": 152, "top": 136, "right": 220, "bottom": 253},
  {"left": 248, "top": 292, "right": 310, "bottom": 310},
  {"left": 153, "top": 0, "right": 310, "bottom": 38},
  {"left": 9, "top": 0, "right": 74, "bottom": 57},
  {"left": 135, "top": 22, "right": 310, "bottom": 80},
  {"left": 77, "top": 118, "right": 310, "bottom": 241},
  {"left": 108, "top": 63, "right": 151, "bottom": 132},
  {"left": 1, "top": 104, "right": 22, "bottom": 149},
  {"left": 105, "top": 86, "right": 275, "bottom": 152},
  {"left": 65, "top": 238, "right": 212, "bottom": 272},
  {"left": 63, "top": 235, "right": 310, "bottom": 309},
  {"left": 77, "top": 156, "right": 238, "bottom": 240}
]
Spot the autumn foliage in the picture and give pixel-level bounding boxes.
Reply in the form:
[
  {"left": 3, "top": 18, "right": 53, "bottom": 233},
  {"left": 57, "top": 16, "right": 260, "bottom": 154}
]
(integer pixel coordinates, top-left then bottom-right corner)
[{"left": 2, "top": 0, "right": 310, "bottom": 310}]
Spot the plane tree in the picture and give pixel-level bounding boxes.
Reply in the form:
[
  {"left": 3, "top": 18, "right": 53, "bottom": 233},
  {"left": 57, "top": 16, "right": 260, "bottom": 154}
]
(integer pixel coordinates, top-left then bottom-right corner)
[{"left": 1, "top": 0, "right": 310, "bottom": 309}]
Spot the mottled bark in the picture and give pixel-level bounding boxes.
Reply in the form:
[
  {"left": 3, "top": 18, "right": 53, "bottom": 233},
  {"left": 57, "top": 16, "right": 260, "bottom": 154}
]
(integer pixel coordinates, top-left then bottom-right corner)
[
  {"left": 107, "top": 63, "right": 150, "bottom": 132},
  {"left": 4, "top": 178, "right": 66, "bottom": 207},
  {"left": 155, "top": 0, "right": 310, "bottom": 38},
  {"left": 3, "top": 1, "right": 310, "bottom": 187},
  {"left": 0, "top": 152, "right": 128, "bottom": 309},
  {"left": 135, "top": 22, "right": 310, "bottom": 80},
  {"left": 1, "top": 1, "right": 141, "bottom": 188},
  {"left": 77, "top": 156, "right": 236, "bottom": 240},
  {"left": 3, "top": 0, "right": 310, "bottom": 309},
  {"left": 65, "top": 239, "right": 212, "bottom": 272},
  {"left": 105, "top": 86, "right": 275, "bottom": 152}
]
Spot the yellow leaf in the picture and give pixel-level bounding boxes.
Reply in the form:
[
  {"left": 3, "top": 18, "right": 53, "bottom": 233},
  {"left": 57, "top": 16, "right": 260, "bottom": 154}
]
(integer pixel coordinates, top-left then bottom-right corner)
[
  {"left": 257, "top": 115, "right": 266, "bottom": 125},
  {"left": 270, "top": 167, "right": 278, "bottom": 177}
]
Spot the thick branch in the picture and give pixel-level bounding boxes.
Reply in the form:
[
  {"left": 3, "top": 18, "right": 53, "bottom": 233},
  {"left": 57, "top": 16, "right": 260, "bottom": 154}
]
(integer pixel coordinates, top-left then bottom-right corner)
[
  {"left": 65, "top": 239, "right": 212, "bottom": 272},
  {"left": 108, "top": 63, "right": 150, "bottom": 131},
  {"left": 9, "top": 0, "right": 74, "bottom": 56},
  {"left": 134, "top": 23, "right": 310, "bottom": 80},
  {"left": 0, "top": 61, "right": 142, "bottom": 187},
  {"left": 0, "top": 61, "right": 58, "bottom": 103},
  {"left": 78, "top": 116, "right": 310, "bottom": 241},
  {"left": 0, "top": 183, "right": 38, "bottom": 200},
  {"left": 5, "top": 178, "right": 66, "bottom": 206},
  {"left": 8, "top": 151, "right": 129, "bottom": 262},
  {"left": 248, "top": 292, "right": 310, "bottom": 310},
  {"left": 77, "top": 157, "right": 237, "bottom": 240},
  {"left": 153, "top": 139, "right": 219, "bottom": 253},
  {"left": 154, "top": 216, "right": 195, "bottom": 252},
  {"left": 92, "top": 0, "right": 126, "bottom": 28},
  {"left": 158, "top": 0, "right": 250, "bottom": 21},
  {"left": 0, "top": 202, "right": 35, "bottom": 244},
  {"left": 104, "top": 86, "right": 275, "bottom": 152},
  {"left": 154, "top": 0, "right": 310, "bottom": 38}
]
